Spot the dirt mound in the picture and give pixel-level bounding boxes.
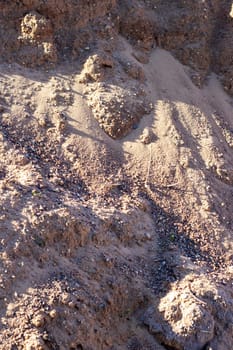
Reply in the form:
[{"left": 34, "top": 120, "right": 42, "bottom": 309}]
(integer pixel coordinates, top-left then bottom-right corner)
[{"left": 0, "top": 1, "right": 233, "bottom": 349}]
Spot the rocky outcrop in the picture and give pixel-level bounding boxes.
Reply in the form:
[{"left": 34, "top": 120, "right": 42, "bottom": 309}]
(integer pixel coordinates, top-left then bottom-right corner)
[
  {"left": 119, "top": 0, "right": 233, "bottom": 93},
  {"left": 0, "top": 0, "right": 232, "bottom": 93},
  {"left": 0, "top": 0, "right": 117, "bottom": 66}
]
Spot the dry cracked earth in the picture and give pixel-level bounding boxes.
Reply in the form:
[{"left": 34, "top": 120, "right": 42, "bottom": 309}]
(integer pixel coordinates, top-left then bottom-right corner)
[{"left": 0, "top": 1, "right": 233, "bottom": 349}]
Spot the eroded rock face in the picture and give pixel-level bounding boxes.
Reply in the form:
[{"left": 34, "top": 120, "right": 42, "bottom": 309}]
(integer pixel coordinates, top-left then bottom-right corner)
[
  {"left": 18, "top": 11, "right": 57, "bottom": 66},
  {"left": 0, "top": 0, "right": 117, "bottom": 67},
  {"left": 20, "top": 12, "right": 53, "bottom": 41},
  {"left": 0, "top": 0, "right": 232, "bottom": 93},
  {"left": 119, "top": 0, "right": 233, "bottom": 94}
]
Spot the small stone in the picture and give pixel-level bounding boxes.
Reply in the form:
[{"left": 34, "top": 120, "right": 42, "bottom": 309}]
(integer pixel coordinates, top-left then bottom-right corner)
[
  {"left": 140, "top": 127, "right": 155, "bottom": 144},
  {"left": 49, "top": 309, "right": 57, "bottom": 319},
  {"left": 230, "top": 4, "right": 233, "bottom": 18},
  {"left": 145, "top": 232, "right": 152, "bottom": 240},
  {"left": 60, "top": 293, "right": 70, "bottom": 305},
  {"left": 38, "top": 116, "right": 48, "bottom": 127},
  {"left": 31, "top": 312, "right": 45, "bottom": 328}
]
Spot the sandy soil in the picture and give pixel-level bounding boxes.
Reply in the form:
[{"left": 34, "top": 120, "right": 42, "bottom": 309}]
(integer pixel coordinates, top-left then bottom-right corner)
[{"left": 0, "top": 1, "right": 232, "bottom": 350}]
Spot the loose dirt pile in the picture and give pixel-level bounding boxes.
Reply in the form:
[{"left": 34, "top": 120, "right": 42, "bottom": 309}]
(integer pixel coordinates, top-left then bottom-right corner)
[{"left": 0, "top": 1, "right": 233, "bottom": 349}]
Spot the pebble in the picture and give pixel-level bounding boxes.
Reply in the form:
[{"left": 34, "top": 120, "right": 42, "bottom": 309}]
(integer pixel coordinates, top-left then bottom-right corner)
[
  {"left": 31, "top": 312, "right": 45, "bottom": 328},
  {"left": 49, "top": 309, "right": 57, "bottom": 319}
]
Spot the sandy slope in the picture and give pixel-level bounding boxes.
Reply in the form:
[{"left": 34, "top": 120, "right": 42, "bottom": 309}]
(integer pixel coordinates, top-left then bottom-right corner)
[
  {"left": 123, "top": 48, "right": 233, "bottom": 262},
  {"left": 0, "top": 1, "right": 233, "bottom": 349},
  {"left": 0, "top": 41, "right": 232, "bottom": 349}
]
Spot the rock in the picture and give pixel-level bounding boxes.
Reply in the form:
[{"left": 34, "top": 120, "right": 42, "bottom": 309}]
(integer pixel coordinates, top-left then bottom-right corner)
[
  {"left": 143, "top": 287, "right": 215, "bottom": 350},
  {"left": 49, "top": 309, "right": 57, "bottom": 319},
  {"left": 53, "top": 111, "right": 68, "bottom": 132},
  {"left": 17, "top": 12, "right": 57, "bottom": 67},
  {"left": 140, "top": 127, "right": 155, "bottom": 144},
  {"left": 79, "top": 53, "right": 114, "bottom": 83},
  {"left": 230, "top": 4, "right": 233, "bottom": 18},
  {"left": 20, "top": 12, "right": 53, "bottom": 42},
  {"left": 31, "top": 312, "right": 46, "bottom": 328},
  {"left": 87, "top": 84, "right": 152, "bottom": 139}
]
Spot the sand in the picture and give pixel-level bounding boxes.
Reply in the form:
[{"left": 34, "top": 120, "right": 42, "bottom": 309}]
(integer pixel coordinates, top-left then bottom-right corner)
[{"left": 0, "top": 1, "right": 232, "bottom": 349}]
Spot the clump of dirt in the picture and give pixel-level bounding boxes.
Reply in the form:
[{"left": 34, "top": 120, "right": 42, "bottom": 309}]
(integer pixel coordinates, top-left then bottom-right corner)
[
  {"left": 0, "top": 0, "right": 117, "bottom": 67},
  {"left": 79, "top": 53, "right": 115, "bottom": 83},
  {"left": 143, "top": 271, "right": 233, "bottom": 350},
  {"left": 18, "top": 11, "right": 57, "bottom": 66},
  {"left": 85, "top": 83, "right": 152, "bottom": 138}
]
